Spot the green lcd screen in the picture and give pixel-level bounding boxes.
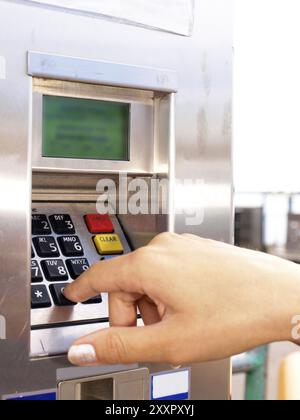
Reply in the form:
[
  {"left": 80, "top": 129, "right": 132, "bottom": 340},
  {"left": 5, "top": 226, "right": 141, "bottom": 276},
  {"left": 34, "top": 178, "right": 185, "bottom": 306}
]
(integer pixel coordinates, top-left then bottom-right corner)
[{"left": 42, "top": 95, "right": 130, "bottom": 161}]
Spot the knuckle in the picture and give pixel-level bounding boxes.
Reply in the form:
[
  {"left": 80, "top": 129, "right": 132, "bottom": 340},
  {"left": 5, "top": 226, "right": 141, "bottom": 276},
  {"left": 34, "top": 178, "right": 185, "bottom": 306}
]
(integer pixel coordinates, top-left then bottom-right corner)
[
  {"left": 89, "top": 261, "right": 102, "bottom": 276},
  {"left": 155, "top": 232, "right": 177, "bottom": 243},
  {"left": 86, "top": 263, "right": 102, "bottom": 291},
  {"left": 103, "top": 330, "right": 128, "bottom": 364},
  {"left": 130, "top": 247, "right": 150, "bottom": 265},
  {"left": 182, "top": 233, "right": 198, "bottom": 240}
]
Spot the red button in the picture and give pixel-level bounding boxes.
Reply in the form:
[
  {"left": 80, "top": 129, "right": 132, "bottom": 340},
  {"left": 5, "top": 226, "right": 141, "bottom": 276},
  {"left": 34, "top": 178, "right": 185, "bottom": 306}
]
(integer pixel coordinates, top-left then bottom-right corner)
[{"left": 85, "top": 214, "right": 114, "bottom": 234}]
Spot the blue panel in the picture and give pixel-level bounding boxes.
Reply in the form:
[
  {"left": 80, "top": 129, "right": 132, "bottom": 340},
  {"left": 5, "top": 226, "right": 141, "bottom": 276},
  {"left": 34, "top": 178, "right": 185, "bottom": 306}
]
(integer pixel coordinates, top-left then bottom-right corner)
[
  {"left": 151, "top": 369, "right": 190, "bottom": 401},
  {"left": 153, "top": 392, "right": 189, "bottom": 401},
  {"left": 7, "top": 392, "right": 56, "bottom": 401}
]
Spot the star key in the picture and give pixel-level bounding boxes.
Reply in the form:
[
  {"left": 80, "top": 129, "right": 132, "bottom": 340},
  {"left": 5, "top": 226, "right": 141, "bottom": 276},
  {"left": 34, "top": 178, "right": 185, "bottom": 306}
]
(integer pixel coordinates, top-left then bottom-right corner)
[{"left": 31, "top": 285, "right": 52, "bottom": 309}]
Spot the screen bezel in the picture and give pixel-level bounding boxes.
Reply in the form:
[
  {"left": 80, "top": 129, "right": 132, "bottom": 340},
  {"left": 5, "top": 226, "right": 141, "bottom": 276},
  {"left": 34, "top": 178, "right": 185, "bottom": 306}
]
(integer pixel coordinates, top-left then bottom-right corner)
[{"left": 32, "top": 79, "right": 155, "bottom": 174}]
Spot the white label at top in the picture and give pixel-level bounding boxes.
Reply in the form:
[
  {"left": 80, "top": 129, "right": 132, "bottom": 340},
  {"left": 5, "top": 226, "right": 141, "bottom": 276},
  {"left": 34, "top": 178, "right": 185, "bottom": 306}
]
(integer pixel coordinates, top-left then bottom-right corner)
[
  {"left": 27, "top": 0, "right": 195, "bottom": 36},
  {"left": 152, "top": 369, "right": 190, "bottom": 399}
]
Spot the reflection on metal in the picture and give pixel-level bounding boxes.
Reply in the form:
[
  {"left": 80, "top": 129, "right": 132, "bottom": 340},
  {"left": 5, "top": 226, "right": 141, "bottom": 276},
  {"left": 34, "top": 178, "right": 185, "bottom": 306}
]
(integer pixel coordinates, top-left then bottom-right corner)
[
  {"left": 28, "top": 53, "right": 178, "bottom": 93},
  {"left": 26, "top": 0, "right": 195, "bottom": 36}
]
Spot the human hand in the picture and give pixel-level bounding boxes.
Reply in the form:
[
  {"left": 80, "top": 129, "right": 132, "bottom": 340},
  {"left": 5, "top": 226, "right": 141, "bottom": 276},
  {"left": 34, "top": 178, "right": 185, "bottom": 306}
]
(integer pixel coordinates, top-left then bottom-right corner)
[{"left": 64, "top": 233, "right": 300, "bottom": 367}]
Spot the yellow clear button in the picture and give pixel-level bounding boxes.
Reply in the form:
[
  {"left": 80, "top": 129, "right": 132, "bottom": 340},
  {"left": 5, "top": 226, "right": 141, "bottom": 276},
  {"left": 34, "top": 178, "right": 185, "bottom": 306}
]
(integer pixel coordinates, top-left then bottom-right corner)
[{"left": 94, "top": 234, "right": 124, "bottom": 255}]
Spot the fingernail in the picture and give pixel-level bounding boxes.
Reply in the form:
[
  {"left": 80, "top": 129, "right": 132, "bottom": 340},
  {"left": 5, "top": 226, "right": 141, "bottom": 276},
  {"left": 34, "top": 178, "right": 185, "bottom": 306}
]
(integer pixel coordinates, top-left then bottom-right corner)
[{"left": 68, "top": 345, "right": 97, "bottom": 366}]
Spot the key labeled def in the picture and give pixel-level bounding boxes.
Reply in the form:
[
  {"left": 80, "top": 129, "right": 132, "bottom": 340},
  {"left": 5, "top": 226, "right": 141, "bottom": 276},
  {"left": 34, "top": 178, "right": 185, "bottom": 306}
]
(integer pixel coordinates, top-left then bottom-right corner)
[{"left": 49, "top": 214, "right": 75, "bottom": 235}]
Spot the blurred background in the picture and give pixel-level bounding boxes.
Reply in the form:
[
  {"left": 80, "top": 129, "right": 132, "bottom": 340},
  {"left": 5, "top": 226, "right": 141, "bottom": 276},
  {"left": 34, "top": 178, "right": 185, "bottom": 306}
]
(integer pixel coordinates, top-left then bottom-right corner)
[{"left": 233, "top": 0, "right": 300, "bottom": 400}]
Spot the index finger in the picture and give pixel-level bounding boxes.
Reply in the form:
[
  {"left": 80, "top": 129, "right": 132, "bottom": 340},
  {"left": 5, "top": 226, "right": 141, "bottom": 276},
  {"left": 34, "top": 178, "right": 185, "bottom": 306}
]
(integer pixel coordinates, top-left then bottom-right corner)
[{"left": 64, "top": 254, "right": 143, "bottom": 303}]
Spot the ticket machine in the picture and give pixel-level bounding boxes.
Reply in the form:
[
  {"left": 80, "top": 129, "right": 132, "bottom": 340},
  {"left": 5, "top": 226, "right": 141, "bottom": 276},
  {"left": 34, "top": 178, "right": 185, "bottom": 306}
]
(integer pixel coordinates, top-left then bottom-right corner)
[{"left": 0, "top": 0, "right": 233, "bottom": 400}]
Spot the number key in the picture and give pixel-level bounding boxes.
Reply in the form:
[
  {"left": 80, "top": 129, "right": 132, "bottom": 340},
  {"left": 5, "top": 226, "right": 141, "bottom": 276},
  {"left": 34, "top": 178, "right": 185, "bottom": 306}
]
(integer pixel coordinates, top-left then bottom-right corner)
[
  {"left": 32, "top": 214, "right": 51, "bottom": 235},
  {"left": 41, "top": 259, "right": 68, "bottom": 282},
  {"left": 66, "top": 258, "right": 90, "bottom": 279},
  {"left": 58, "top": 236, "right": 84, "bottom": 257},
  {"left": 49, "top": 214, "right": 75, "bottom": 235},
  {"left": 33, "top": 237, "right": 60, "bottom": 258},
  {"left": 31, "top": 260, "right": 43, "bottom": 283},
  {"left": 50, "top": 283, "right": 76, "bottom": 307}
]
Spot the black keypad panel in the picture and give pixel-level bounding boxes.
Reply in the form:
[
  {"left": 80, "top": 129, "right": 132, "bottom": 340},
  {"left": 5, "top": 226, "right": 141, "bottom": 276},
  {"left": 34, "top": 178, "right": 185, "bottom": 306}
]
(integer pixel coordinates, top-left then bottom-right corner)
[
  {"left": 50, "top": 283, "right": 77, "bottom": 307},
  {"left": 41, "top": 259, "right": 68, "bottom": 282},
  {"left": 49, "top": 214, "right": 75, "bottom": 235},
  {"left": 31, "top": 210, "right": 115, "bottom": 314},
  {"left": 31, "top": 285, "right": 52, "bottom": 309},
  {"left": 58, "top": 236, "right": 84, "bottom": 257},
  {"left": 33, "top": 236, "right": 60, "bottom": 258},
  {"left": 32, "top": 214, "right": 51, "bottom": 235},
  {"left": 31, "top": 260, "right": 43, "bottom": 283},
  {"left": 66, "top": 258, "right": 90, "bottom": 280}
]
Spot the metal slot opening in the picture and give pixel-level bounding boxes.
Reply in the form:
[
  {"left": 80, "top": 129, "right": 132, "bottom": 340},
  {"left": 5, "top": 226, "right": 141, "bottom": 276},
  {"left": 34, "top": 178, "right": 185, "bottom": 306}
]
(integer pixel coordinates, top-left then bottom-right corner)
[{"left": 79, "top": 378, "right": 114, "bottom": 401}]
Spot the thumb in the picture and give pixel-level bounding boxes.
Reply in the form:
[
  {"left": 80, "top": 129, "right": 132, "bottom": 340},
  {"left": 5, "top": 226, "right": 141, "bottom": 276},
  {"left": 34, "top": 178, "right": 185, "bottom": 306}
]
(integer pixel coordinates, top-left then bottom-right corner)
[{"left": 68, "top": 322, "right": 174, "bottom": 366}]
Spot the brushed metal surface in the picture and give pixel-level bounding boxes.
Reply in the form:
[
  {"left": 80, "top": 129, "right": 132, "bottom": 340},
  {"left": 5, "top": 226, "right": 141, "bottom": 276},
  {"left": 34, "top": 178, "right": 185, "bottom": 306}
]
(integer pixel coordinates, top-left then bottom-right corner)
[
  {"left": 25, "top": 0, "right": 195, "bottom": 36},
  {"left": 58, "top": 368, "right": 150, "bottom": 400},
  {"left": 0, "top": 0, "right": 232, "bottom": 400},
  {"left": 31, "top": 322, "right": 109, "bottom": 357},
  {"left": 28, "top": 52, "right": 178, "bottom": 93}
]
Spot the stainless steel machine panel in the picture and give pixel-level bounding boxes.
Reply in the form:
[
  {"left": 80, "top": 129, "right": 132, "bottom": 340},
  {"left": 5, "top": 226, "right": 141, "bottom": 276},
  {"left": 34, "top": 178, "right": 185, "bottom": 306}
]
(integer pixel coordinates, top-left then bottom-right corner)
[{"left": 0, "top": 0, "right": 233, "bottom": 400}]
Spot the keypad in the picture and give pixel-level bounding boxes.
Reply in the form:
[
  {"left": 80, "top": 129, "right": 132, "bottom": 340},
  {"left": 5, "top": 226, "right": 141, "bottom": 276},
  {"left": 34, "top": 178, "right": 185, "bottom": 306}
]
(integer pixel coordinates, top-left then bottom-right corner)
[
  {"left": 31, "top": 285, "right": 52, "bottom": 309},
  {"left": 33, "top": 236, "right": 60, "bottom": 258},
  {"left": 49, "top": 214, "right": 75, "bottom": 235},
  {"left": 41, "top": 259, "right": 68, "bottom": 282},
  {"left": 31, "top": 211, "right": 123, "bottom": 313},
  {"left": 58, "top": 236, "right": 84, "bottom": 257}
]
